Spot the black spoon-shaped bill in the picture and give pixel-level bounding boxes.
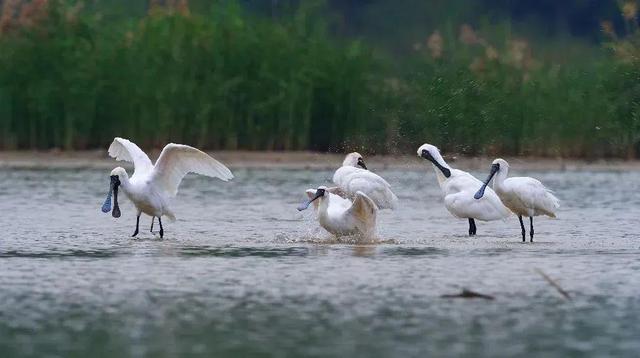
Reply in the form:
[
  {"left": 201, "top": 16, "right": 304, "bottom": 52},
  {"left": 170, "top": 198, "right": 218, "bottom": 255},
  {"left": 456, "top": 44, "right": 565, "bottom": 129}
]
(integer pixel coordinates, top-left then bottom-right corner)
[
  {"left": 102, "top": 175, "right": 121, "bottom": 217},
  {"left": 112, "top": 182, "right": 121, "bottom": 218},
  {"left": 101, "top": 187, "right": 112, "bottom": 213},
  {"left": 297, "top": 188, "right": 325, "bottom": 211},
  {"left": 474, "top": 163, "right": 500, "bottom": 200},
  {"left": 420, "top": 149, "right": 451, "bottom": 178}
]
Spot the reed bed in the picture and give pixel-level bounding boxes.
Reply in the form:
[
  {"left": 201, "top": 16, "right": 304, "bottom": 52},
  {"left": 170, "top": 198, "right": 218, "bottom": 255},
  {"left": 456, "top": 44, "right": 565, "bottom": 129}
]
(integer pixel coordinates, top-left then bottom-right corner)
[
  {"left": 0, "top": 0, "right": 383, "bottom": 151},
  {"left": 0, "top": 0, "right": 639, "bottom": 158}
]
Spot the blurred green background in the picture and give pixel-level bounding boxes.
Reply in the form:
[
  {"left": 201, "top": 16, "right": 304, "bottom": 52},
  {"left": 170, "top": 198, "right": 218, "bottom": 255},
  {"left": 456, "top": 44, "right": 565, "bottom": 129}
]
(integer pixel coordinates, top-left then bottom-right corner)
[{"left": 1, "top": 0, "right": 640, "bottom": 158}]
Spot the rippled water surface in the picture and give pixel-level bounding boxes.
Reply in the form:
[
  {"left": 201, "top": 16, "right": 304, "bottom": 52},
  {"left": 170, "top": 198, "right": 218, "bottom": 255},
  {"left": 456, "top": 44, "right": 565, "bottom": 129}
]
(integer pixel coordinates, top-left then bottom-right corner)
[{"left": 1, "top": 166, "right": 639, "bottom": 357}]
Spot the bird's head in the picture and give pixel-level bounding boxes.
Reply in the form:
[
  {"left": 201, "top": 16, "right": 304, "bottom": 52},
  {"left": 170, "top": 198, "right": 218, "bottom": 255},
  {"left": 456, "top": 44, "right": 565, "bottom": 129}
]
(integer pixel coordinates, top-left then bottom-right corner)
[
  {"left": 110, "top": 166, "right": 128, "bottom": 179},
  {"left": 417, "top": 143, "right": 451, "bottom": 178},
  {"left": 343, "top": 152, "right": 367, "bottom": 170},
  {"left": 417, "top": 143, "right": 439, "bottom": 161},
  {"left": 474, "top": 158, "right": 508, "bottom": 200},
  {"left": 491, "top": 158, "right": 509, "bottom": 172},
  {"left": 297, "top": 186, "right": 328, "bottom": 211}
]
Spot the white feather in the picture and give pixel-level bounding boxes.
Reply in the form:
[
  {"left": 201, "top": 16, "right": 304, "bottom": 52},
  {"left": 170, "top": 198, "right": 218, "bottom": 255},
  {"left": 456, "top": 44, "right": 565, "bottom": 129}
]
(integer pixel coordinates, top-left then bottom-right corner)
[
  {"left": 107, "top": 137, "right": 153, "bottom": 177},
  {"left": 347, "top": 191, "right": 378, "bottom": 236},
  {"left": 104, "top": 138, "right": 233, "bottom": 235},
  {"left": 490, "top": 159, "right": 560, "bottom": 218},
  {"left": 333, "top": 156, "right": 399, "bottom": 210},
  {"left": 417, "top": 144, "right": 511, "bottom": 233},
  {"left": 303, "top": 187, "right": 377, "bottom": 240},
  {"left": 441, "top": 169, "right": 511, "bottom": 221},
  {"left": 151, "top": 144, "right": 234, "bottom": 197}
]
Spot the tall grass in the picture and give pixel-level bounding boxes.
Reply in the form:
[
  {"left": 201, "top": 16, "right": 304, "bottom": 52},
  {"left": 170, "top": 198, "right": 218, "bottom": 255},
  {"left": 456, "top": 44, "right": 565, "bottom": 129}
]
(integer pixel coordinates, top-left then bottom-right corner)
[
  {"left": 0, "top": 0, "right": 384, "bottom": 151},
  {"left": 0, "top": 1, "right": 640, "bottom": 158},
  {"left": 397, "top": 23, "right": 640, "bottom": 158}
]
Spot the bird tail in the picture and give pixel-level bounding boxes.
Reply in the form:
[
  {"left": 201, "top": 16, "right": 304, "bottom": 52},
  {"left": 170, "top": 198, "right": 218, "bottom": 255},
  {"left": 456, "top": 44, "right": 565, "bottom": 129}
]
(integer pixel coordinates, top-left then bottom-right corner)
[
  {"left": 543, "top": 190, "right": 560, "bottom": 218},
  {"left": 388, "top": 189, "right": 399, "bottom": 210},
  {"left": 351, "top": 192, "right": 378, "bottom": 237}
]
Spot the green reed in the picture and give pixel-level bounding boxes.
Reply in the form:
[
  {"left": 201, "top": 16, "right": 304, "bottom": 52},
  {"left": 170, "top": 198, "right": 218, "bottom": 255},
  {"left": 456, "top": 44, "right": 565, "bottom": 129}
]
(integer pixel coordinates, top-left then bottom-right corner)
[
  {"left": 0, "top": 1, "right": 639, "bottom": 158},
  {"left": 399, "top": 34, "right": 640, "bottom": 158},
  {"left": 0, "top": 1, "right": 383, "bottom": 151}
]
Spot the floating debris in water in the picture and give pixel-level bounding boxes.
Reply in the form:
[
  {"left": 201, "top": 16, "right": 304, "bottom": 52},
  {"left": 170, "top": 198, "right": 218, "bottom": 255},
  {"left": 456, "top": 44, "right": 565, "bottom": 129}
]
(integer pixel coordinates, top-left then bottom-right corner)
[
  {"left": 535, "top": 268, "right": 572, "bottom": 301},
  {"left": 441, "top": 289, "right": 495, "bottom": 300}
]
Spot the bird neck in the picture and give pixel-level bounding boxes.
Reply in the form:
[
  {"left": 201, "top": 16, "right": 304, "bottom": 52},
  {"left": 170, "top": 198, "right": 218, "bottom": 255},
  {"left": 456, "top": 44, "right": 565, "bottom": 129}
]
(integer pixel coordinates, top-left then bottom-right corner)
[
  {"left": 320, "top": 194, "right": 330, "bottom": 206},
  {"left": 118, "top": 171, "right": 131, "bottom": 191},
  {"left": 318, "top": 195, "right": 330, "bottom": 214},
  {"left": 429, "top": 152, "right": 452, "bottom": 184},
  {"left": 492, "top": 168, "right": 508, "bottom": 190}
]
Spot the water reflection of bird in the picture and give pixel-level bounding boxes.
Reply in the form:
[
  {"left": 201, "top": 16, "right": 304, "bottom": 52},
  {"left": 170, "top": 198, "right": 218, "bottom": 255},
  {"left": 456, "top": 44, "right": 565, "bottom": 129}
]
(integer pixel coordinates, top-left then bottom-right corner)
[
  {"left": 101, "top": 137, "right": 233, "bottom": 238},
  {"left": 417, "top": 143, "right": 510, "bottom": 236},
  {"left": 297, "top": 186, "right": 378, "bottom": 241},
  {"left": 475, "top": 158, "right": 559, "bottom": 242},
  {"left": 332, "top": 152, "right": 399, "bottom": 210}
]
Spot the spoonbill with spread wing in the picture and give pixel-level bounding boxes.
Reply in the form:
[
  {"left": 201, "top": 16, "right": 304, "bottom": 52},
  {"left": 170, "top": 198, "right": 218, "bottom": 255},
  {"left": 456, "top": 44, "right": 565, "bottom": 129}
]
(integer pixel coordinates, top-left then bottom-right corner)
[
  {"left": 332, "top": 152, "right": 399, "bottom": 210},
  {"left": 417, "top": 144, "right": 510, "bottom": 236},
  {"left": 474, "top": 158, "right": 559, "bottom": 242},
  {"left": 297, "top": 186, "right": 378, "bottom": 240},
  {"left": 101, "top": 137, "right": 233, "bottom": 238}
]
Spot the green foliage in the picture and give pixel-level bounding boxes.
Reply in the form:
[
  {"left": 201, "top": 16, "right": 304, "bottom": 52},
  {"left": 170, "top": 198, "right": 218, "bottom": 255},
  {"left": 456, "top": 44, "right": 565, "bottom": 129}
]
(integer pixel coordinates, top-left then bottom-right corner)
[
  {"left": 396, "top": 26, "right": 640, "bottom": 158},
  {"left": 0, "top": 1, "right": 382, "bottom": 151},
  {"left": 1, "top": 1, "right": 640, "bottom": 158}
]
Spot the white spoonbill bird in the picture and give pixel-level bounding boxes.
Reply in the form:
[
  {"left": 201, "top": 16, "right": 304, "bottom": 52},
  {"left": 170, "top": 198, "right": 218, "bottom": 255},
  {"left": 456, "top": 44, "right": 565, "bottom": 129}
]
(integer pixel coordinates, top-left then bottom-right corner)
[
  {"left": 417, "top": 144, "right": 510, "bottom": 236},
  {"left": 332, "top": 152, "right": 399, "bottom": 210},
  {"left": 474, "top": 158, "right": 560, "bottom": 242},
  {"left": 101, "top": 137, "right": 233, "bottom": 238},
  {"left": 297, "top": 186, "right": 378, "bottom": 239}
]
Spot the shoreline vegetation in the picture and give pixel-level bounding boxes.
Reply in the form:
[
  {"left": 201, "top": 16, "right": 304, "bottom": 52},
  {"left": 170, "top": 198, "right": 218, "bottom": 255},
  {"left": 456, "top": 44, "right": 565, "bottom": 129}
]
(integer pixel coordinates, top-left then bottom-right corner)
[
  {"left": 3, "top": 150, "right": 640, "bottom": 171},
  {"left": 1, "top": 1, "right": 640, "bottom": 158}
]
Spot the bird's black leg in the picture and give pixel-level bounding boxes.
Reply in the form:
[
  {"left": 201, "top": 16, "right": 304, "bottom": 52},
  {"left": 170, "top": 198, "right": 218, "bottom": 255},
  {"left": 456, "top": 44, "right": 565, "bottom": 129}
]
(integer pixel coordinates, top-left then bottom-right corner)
[
  {"left": 158, "top": 217, "right": 164, "bottom": 238},
  {"left": 150, "top": 217, "right": 155, "bottom": 233},
  {"left": 518, "top": 215, "right": 525, "bottom": 242},
  {"left": 468, "top": 218, "right": 477, "bottom": 236},
  {"left": 132, "top": 214, "right": 140, "bottom": 237},
  {"left": 529, "top": 216, "right": 534, "bottom": 243}
]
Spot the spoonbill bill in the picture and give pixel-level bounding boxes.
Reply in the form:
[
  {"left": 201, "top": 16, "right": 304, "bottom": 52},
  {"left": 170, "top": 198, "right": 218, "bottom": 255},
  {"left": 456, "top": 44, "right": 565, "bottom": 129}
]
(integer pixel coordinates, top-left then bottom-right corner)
[
  {"left": 417, "top": 144, "right": 510, "bottom": 236},
  {"left": 101, "top": 137, "right": 233, "bottom": 238},
  {"left": 297, "top": 186, "right": 378, "bottom": 239},
  {"left": 474, "top": 158, "right": 559, "bottom": 242},
  {"left": 332, "top": 152, "right": 399, "bottom": 210}
]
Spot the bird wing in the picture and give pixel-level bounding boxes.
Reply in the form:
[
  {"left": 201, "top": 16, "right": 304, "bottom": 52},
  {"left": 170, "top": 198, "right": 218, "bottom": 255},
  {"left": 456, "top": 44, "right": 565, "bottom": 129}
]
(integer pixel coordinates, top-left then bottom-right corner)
[
  {"left": 332, "top": 166, "right": 354, "bottom": 187},
  {"left": 347, "top": 177, "right": 398, "bottom": 210},
  {"left": 334, "top": 166, "right": 393, "bottom": 189},
  {"left": 438, "top": 168, "right": 510, "bottom": 221},
  {"left": 347, "top": 191, "right": 378, "bottom": 235},
  {"left": 444, "top": 185, "right": 511, "bottom": 221},
  {"left": 326, "top": 192, "right": 353, "bottom": 212},
  {"left": 482, "top": 188, "right": 513, "bottom": 220},
  {"left": 507, "top": 177, "right": 560, "bottom": 217},
  {"left": 150, "top": 143, "right": 233, "bottom": 197},
  {"left": 326, "top": 186, "right": 348, "bottom": 198},
  {"left": 336, "top": 169, "right": 398, "bottom": 210},
  {"left": 107, "top": 137, "right": 153, "bottom": 177}
]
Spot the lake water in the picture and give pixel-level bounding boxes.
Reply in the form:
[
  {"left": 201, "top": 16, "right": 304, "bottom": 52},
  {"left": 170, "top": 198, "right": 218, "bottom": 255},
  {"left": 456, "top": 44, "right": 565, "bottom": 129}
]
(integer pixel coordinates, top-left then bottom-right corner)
[{"left": 0, "top": 165, "right": 639, "bottom": 357}]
